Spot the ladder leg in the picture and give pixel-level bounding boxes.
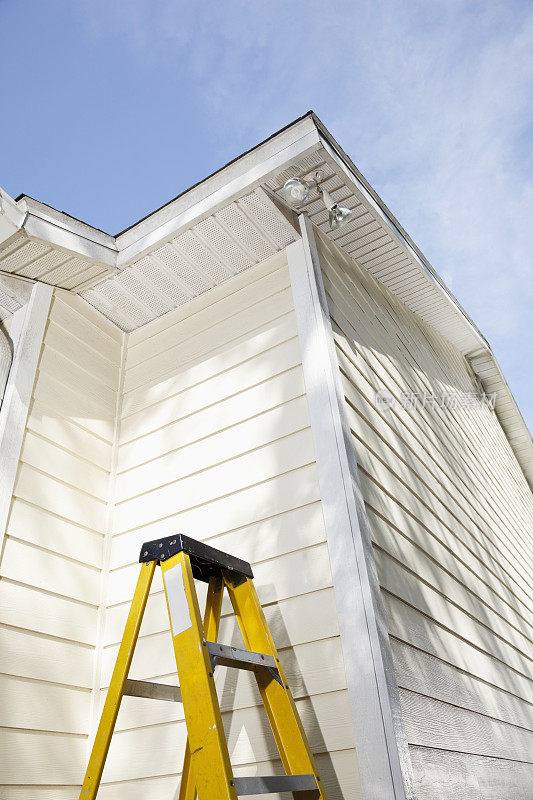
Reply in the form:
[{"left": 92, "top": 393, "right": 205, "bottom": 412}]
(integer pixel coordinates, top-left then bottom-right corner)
[
  {"left": 179, "top": 576, "right": 224, "bottom": 800},
  {"left": 161, "top": 553, "right": 237, "bottom": 800},
  {"left": 224, "top": 575, "right": 327, "bottom": 800},
  {"left": 78, "top": 560, "right": 156, "bottom": 800}
]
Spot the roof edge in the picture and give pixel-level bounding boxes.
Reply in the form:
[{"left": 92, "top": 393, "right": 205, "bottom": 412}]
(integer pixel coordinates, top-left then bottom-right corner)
[
  {"left": 3, "top": 114, "right": 531, "bottom": 487},
  {"left": 115, "top": 110, "right": 316, "bottom": 238}
]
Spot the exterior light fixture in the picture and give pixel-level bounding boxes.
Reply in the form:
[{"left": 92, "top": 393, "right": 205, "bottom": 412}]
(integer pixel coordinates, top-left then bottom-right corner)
[
  {"left": 283, "top": 177, "right": 313, "bottom": 206},
  {"left": 282, "top": 171, "right": 353, "bottom": 230},
  {"left": 282, "top": 170, "right": 324, "bottom": 207},
  {"left": 321, "top": 187, "right": 353, "bottom": 230},
  {"left": 329, "top": 204, "right": 354, "bottom": 230}
]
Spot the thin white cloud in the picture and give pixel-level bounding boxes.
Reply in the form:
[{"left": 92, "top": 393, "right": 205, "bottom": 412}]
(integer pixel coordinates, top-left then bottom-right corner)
[{"left": 78, "top": 0, "right": 533, "bottom": 426}]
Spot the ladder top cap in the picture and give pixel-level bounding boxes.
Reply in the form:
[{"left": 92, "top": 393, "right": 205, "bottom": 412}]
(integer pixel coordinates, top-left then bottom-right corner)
[{"left": 139, "top": 533, "right": 253, "bottom": 582}]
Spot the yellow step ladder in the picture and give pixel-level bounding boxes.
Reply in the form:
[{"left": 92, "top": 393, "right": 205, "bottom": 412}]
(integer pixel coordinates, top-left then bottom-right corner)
[{"left": 79, "top": 534, "right": 327, "bottom": 799}]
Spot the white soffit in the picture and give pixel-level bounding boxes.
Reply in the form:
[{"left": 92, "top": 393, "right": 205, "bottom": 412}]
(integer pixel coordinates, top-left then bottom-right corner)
[
  {"left": 0, "top": 115, "right": 316, "bottom": 327},
  {"left": 0, "top": 230, "right": 114, "bottom": 289},
  {"left": 266, "top": 145, "right": 487, "bottom": 358},
  {"left": 0, "top": 189, "right": 299, "bottom": 329},
  {"left": 80, "top": 189, "right": 297, "bottom": 331},
  {"left": 0, "top": 191, "right": 119, "bottom": 318}
]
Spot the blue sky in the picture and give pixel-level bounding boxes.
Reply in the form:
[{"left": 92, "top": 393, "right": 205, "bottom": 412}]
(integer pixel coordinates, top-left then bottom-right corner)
[{"left": 1, "top": 0, "right": 532, "bottom": 428}]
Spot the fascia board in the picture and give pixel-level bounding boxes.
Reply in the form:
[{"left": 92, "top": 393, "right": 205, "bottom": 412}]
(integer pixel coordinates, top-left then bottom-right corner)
[
  {"left": 17, "top": 197, "right": 116, "bottom": 248},
  {"left": 18, "top": 197, "right": 118, "bottom": 267},
  {"left": 8, "top": 119, "right": 319, "bottom": 271},
  {"left": 115, "top": 118, "right": 319, "bottom": 266},
  {"left": 312, "top": 120, "right": 532, "bottom": 486},
  {"left": 315, "top": 127, "right": 533, "bottom": 486},
  {"left": 23, "top": 214, "right": 118, "bottom": 267}
]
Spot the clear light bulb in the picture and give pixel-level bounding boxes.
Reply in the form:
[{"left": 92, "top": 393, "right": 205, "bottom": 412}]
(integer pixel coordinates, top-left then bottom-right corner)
[{"left": 283, "top": 177, "right": 311, "bottom": 206}]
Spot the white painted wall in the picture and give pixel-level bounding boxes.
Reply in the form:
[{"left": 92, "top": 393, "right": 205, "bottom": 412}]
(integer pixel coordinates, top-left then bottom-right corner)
[
  {"left": 94, "top": 251, "right": 361, "bottom": 799},
  {"left": 316, "top": 230, "right": 533, "bottom": 800},
  {"left": 0, "top": 263, "right": 361, "bottom": 799},
  {"left": 0, "top": 289, "right": 121, "bottom": 800}
]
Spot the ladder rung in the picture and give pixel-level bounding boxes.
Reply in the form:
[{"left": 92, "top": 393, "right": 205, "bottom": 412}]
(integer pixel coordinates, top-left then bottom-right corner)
[
  {"left": 207, "top": 641, "right": 277, "bottom": 671},
  {"left": 123, "top": 679, "right": 182, "bottom": 703},
  {"left": 234, "top": 774, "right": 318, "bottom": 795}
]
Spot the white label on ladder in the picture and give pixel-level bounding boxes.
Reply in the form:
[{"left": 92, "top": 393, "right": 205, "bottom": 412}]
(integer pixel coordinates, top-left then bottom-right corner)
[{"left": 163, "top": 564, "right": 192, "bottom": 637}]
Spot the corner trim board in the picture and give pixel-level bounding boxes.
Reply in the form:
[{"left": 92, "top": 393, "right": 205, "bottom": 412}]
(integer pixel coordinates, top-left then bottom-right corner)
[
  {"left": 286, "top": 216, "right": 415, "bottom": 800},
  {"left": 0, "top": 282, "right": 53, "bottom": 546}
]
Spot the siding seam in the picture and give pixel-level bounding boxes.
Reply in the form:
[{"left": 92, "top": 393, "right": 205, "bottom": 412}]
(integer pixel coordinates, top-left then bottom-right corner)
[{"left": 86, "top": 328, "right": 127, "bottom": 760}]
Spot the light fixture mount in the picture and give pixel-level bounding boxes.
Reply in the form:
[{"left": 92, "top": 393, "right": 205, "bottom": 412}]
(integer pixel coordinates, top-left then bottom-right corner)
[{"left": 282, "top": 171, "right": 352, "bottom": 230}]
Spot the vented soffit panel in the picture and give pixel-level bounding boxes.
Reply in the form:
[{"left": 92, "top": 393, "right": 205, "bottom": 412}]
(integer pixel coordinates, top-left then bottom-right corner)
[
  {"left": 80, "top": 188, "right": 299, "bottom": 332},
  {"left": 0, "top": 114, "right": 317, "bottom": 325}
]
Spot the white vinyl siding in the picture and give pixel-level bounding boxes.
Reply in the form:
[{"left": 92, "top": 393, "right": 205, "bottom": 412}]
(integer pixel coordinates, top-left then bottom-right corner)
[
  {"left": 2, "top": 232, "right": 530, "bottom": 800},
  {"left": 316, "top": 231, "right": 533, "bottom": 800},
  {"left": 96, "top": 252, "right": 361, "bottom": 799},
  {"left": 0, "top": 290, "right": 121, "bottom": 799}
]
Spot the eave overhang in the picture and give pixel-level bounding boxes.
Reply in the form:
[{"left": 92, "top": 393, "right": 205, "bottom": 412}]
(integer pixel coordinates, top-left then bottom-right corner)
[{"left": 0, "top": 111, "right": 530, "bottom": 487}]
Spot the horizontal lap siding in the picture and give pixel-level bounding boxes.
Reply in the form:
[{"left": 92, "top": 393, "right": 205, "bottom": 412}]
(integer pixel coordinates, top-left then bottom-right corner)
[
  {"left": 409, "top": 748, "right": 533, "bottom": 800},
  {"left": 102, "top": 254, "right": 360, "bottom": 797},
  {"left": 316, "top": 232, "right": 533, "bottom": 800},
  {"left": 93, "top": 750, "right": 360, "bottom": 800},
  {"left": 0, "top": 290, "right": 120, "bottom": 793}
]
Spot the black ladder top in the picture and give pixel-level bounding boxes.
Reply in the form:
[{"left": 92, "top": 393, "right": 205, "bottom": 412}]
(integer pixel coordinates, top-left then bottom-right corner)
[{"left": 139, "top": 533, "right": 253, "bottom": 582}]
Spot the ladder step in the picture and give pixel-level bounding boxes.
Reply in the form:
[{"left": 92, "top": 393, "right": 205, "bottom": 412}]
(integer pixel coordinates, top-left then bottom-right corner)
[
  {"left": 139, "top": 533, "right": 253, "bottom": 582},
  {"left": 207, "top": 641, "right": 277, "bottom": 671},
  {"left": 123, "top": 679, "right": 182, "bottom": 703},
  {"left": 234, "top": 774, "right": 318, "bottom": 795}
]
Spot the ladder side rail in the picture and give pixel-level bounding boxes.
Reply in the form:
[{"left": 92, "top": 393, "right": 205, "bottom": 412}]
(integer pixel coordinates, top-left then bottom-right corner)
[
  {"left": 162, "top": 552, "right": 238, "bottom": 800},
  {"left": 179, "top": 575, "right": 224, "bottom": 800},
  {"left": 78, "top": 560, "right": 156, "bottom": 800},
  {"left": 224, "top": 574, "right": 327, "bottom": 800}
]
